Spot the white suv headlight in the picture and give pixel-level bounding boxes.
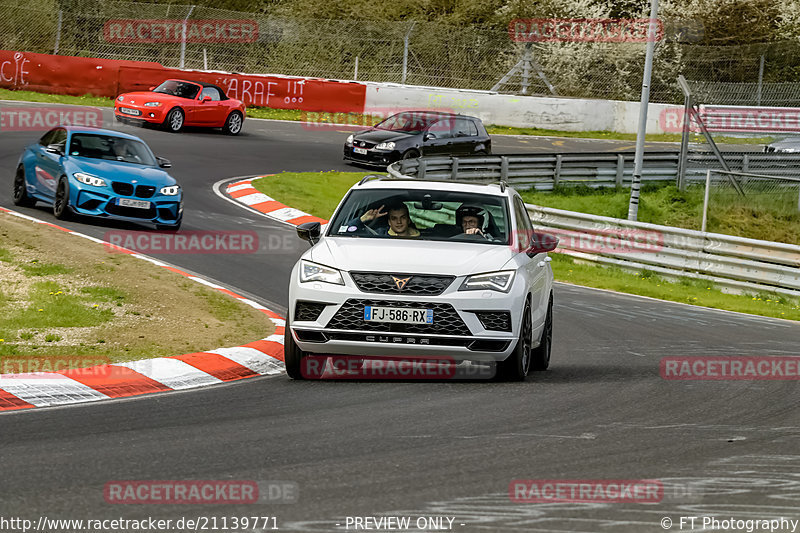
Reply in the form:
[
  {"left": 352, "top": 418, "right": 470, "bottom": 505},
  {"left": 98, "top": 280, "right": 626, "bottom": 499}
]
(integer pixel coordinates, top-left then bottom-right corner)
[
  {"left": 73, "top": 172, "right": 106, "bottom": 187},
  {"left": 300, "top": 260, "right": 344, "bottom": 285},
  {"left": 375, "top": 141, "right": 395, "bottom": 150},
  {"left": 459, "top": 270, "right": 516, "bottom": 293},
  {"left": 160, "top": 185, "right": 181, "bottom": 196}
]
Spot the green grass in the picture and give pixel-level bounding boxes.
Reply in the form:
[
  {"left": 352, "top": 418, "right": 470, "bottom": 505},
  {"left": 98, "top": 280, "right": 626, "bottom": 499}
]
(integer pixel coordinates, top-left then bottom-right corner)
[
  {"left": 20, "top": 260, "right": 73, "bottom": 276},
  {"left": 2, "top": 281, "right": 115, "bottom": 331},
  {"left": 552, "top": 254, "right": 800, "bottom": 321},
  {"left": 252, "top": 171, "right": 366, "bottom": 219},
  {"left": 0, "top": 88, "right": 114, "bottom": 107},
  {"left": 251, "top": 171, "right": 800, "bottom": 321},
  {"left": 520, "top": 184, "right": 800, "bottom": 245},
  {"left": 0, "top": 248, "right": 12, "bottom": 262}
]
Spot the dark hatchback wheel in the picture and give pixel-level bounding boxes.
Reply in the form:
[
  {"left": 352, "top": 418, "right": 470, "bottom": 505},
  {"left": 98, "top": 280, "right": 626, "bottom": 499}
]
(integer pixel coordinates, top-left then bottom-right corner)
[
  {"left": 13, "top": 166, "right": 35, "bottom": 207},
  {"left": 53, "top": 177, "right": 71, "bottom": 220}
]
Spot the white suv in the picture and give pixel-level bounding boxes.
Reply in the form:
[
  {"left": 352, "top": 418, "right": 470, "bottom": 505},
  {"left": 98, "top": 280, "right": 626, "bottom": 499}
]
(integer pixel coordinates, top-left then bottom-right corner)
[{"left": 285, "top": 177, "right": 557, "bottom": 381}]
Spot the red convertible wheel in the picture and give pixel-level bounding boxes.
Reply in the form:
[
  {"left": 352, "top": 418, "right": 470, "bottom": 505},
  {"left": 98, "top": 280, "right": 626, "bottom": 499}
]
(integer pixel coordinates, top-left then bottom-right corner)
[
  {"left": 223, "top": 111, "right": 243, "bottom": 135},
  {"left": 164, "top": 108, "right": 184, "bottom": 133}
]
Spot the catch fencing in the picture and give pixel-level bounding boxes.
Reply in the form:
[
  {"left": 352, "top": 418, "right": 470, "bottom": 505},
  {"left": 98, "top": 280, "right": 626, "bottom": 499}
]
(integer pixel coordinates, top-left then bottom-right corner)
[{"left": 3, "top": 0, "right": 800, "bottom": 103}]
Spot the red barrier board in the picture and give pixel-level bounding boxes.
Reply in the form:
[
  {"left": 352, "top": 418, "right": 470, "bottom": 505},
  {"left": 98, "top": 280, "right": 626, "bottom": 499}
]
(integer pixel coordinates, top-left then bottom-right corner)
[{"left": 0, "top": 50, "right": 366, "bottom": 114}]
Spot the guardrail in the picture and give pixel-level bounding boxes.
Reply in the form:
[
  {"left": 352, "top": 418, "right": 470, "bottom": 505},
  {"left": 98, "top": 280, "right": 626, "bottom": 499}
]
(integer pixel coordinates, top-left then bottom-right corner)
[
  {"left": 387, "top": 152, "right": 800, "bottom": 189},
  {"left": 527, "top": 205, "right": 800, "bottom": 297}
]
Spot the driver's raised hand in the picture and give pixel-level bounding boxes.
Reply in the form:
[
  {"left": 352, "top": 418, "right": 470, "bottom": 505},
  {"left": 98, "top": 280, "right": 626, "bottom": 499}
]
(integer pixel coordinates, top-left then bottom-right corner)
[{"left": 360, "top": 205, "right": 387, "bottom": 223}]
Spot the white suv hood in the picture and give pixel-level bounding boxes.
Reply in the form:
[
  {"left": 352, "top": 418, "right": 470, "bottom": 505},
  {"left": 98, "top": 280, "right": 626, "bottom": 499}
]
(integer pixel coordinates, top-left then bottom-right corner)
[{"left": 309, "top": 237, "right": 515, "bottom": 276}]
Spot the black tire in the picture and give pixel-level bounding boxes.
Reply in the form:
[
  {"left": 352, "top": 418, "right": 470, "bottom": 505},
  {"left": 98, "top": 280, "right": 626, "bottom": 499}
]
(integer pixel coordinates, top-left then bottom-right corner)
[
  {"left": 284, "top": 320, "right": 306, "bottom": 380},
  {"left": 496, "top": 298, "right": 533, "bottom": 381},
  {"left": 401, "top": 149, "right": 420, "bottom": 160},
  {"left": 163, "top": 108, "right": 184, "bottom": 133},
  {"left": 531, "top": 295, "right": 553, "bottom": 371},
  {"left": 13, "top": 166, "right": 35, "bottom": 207},
  {"left": 222, "top": 111, "right": 243, "bottom": 135},
  {"left": 53, "top": 177, "right": 71, "bottom": 220}
]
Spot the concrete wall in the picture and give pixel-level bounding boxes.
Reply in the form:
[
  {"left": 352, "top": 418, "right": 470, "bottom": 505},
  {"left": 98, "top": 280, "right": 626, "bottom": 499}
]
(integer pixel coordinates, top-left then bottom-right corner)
[{"left": 364, "top": 82, "right": 680, "bottom": 135}]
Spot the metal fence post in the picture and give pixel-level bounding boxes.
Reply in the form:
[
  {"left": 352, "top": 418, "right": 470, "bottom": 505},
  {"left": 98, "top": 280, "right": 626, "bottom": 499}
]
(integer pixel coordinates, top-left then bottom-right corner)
[
  {"left": 179, "top": 5, "right": 196, "bottom": 69},
  {"left": 401, "top": 22, "right": 415, "bottom": 85},
  {"left": 53, "top": 10, "right": 62, "bottom": 55},
  {"left": 451, "top": 157, "right": 459, "bottom": 180},
  {"left": 701, "top": 169, "right": 711, "bottom": 232},
  {"left": 757, "top": 55, "right": 765, "bottom": 106},
  {"left": 554, "top": 155, "right": 562, "bottom": 187},
  {"left": 418, "top": 158, "right": 427, "bottom": 180},
  {"left": 616, "top": 154, "right": 625, "bottom": 187},
  {"left": 742, "top": 154, "right": 749, "bottom": 173},
  {"left": 501, "top": 156, "right": 509, "bottom": 182}
]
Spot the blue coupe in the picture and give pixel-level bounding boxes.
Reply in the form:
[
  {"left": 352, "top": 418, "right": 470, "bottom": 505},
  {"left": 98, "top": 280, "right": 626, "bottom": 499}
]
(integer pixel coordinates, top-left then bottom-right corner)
[{"left": 13, "top": 126, "right": 182, "bottom": 230}]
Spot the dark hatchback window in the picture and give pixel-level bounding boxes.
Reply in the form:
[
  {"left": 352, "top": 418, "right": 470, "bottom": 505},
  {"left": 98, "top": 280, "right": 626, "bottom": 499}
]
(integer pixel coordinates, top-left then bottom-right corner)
[
  {"left": 375, "top": 112, "right": 444, "bottom": 133},
  {"left": 153, "top": 80, "right": 201, "bottom": 100},
  {"left": 328, "top": 188, "right": 509, "bottom": 244},
  {"left": 69, "top": 134, "right": 156, "bottom": 166}
]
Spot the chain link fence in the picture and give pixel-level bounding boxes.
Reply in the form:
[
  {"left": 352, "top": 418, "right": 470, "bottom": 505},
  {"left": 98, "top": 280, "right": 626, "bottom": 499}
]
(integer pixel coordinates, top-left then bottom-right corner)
[
  {"left": 3, "top": 0, "right": 800, "bottom": 104},
  {"left": 697, "top": 170, "right": 800, "bottom": 242}
]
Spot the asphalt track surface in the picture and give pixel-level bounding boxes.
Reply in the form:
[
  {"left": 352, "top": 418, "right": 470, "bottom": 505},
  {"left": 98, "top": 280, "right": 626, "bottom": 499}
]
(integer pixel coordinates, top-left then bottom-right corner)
[{"left": 1, "top": 102, "right": 798, "bottom": 532}]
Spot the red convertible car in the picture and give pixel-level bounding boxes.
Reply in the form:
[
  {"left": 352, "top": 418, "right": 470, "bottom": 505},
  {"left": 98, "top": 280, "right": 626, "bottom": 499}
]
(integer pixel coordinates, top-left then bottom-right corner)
[{"left": 114, "top": 79, "right": 246, "bottom": 135}]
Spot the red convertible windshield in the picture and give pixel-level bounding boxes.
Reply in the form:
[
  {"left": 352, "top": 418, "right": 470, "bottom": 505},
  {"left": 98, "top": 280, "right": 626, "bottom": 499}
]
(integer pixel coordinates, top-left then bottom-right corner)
[{"left": 153, "top": 80, "right": 201, "bottom": 100}]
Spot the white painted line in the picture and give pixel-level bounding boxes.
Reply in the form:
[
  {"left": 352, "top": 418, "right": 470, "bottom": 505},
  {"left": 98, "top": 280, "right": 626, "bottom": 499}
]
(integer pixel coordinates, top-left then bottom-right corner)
[
  {"left": 262, "top": 334, "right": 284, "bottom": 345},
  {"left": 226, "top": 182, "right": 255, "bottom": 193},
  {"left": 237, "top": 297, "right": 268, "bottom": 311},
  {"left": 238, "top": 192, "right": 275, "bottom": 206},
  {"left": 0, "top": 374, "right": 110, "bottom": 407},
  {"left": 208, "top": 346, "right": 284, "bottom": 375},
  {"left": 69, "top": 232, "right": 105, "bottom": 244},
  {"left": 113, "top": 358, "right": 223, "bottom": 390},
  {"left": 131, "top": 254, "right": 169, "bottom": 267},
  {"left": 271, "top": 318, "right": 286, "bottom": 327},
  {"left": 269, "top": 207, "right": 309, "bottom": 222},
  {"left": 188, "top": 276, "right": 226, "bottom": 290}
]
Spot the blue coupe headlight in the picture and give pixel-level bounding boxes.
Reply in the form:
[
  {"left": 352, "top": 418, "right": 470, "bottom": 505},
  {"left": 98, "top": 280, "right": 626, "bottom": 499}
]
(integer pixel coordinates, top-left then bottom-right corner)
[
  {"left": 160, "top": 185, "right": 181, "bottom": 196},
  {"left": 73, "top": 172, "right": 106, "bottom": 187}
]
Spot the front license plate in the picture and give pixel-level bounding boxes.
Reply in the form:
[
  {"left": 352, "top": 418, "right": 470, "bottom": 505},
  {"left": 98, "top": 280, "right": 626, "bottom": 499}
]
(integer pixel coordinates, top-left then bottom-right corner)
[
  {"left": 364, "top": 306, "right": 433, "bottom": 325},
  {"left": 353, "top": 147, "right": 368, "bottom": 155},
  {"left": 118, "top": 198, "right": 150, "bottom": 209},
  {"left": 120, "top": 107, "right": 141, "bottom": 116}
]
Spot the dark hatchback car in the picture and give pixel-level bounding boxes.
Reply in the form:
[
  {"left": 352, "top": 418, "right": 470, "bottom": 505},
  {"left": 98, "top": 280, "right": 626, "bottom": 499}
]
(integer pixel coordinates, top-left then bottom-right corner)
[{"left": 343, "top": 111, "right": 491, "bottom": 167}]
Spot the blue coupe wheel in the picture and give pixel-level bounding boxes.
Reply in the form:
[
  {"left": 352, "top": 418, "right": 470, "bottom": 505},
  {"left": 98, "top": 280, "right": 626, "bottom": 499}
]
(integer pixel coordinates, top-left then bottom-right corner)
[
  {"left": 53, "top": 177, "right": 71, "bottom": 220},
  {"left": 13, "top": 166, "right": 35, "bottom": 207}
]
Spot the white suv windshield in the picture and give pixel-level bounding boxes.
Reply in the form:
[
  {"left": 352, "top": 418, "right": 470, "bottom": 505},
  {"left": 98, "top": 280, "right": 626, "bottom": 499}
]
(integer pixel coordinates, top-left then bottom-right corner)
[{"left": 328, "top": 189, "right": 509, "bottom": 244}]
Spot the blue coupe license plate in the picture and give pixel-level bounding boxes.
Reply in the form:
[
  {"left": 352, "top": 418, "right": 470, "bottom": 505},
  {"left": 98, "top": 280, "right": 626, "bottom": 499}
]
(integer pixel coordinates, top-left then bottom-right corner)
[{"left": 364, "top": 306, "right": 433, "bottom": 324}]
